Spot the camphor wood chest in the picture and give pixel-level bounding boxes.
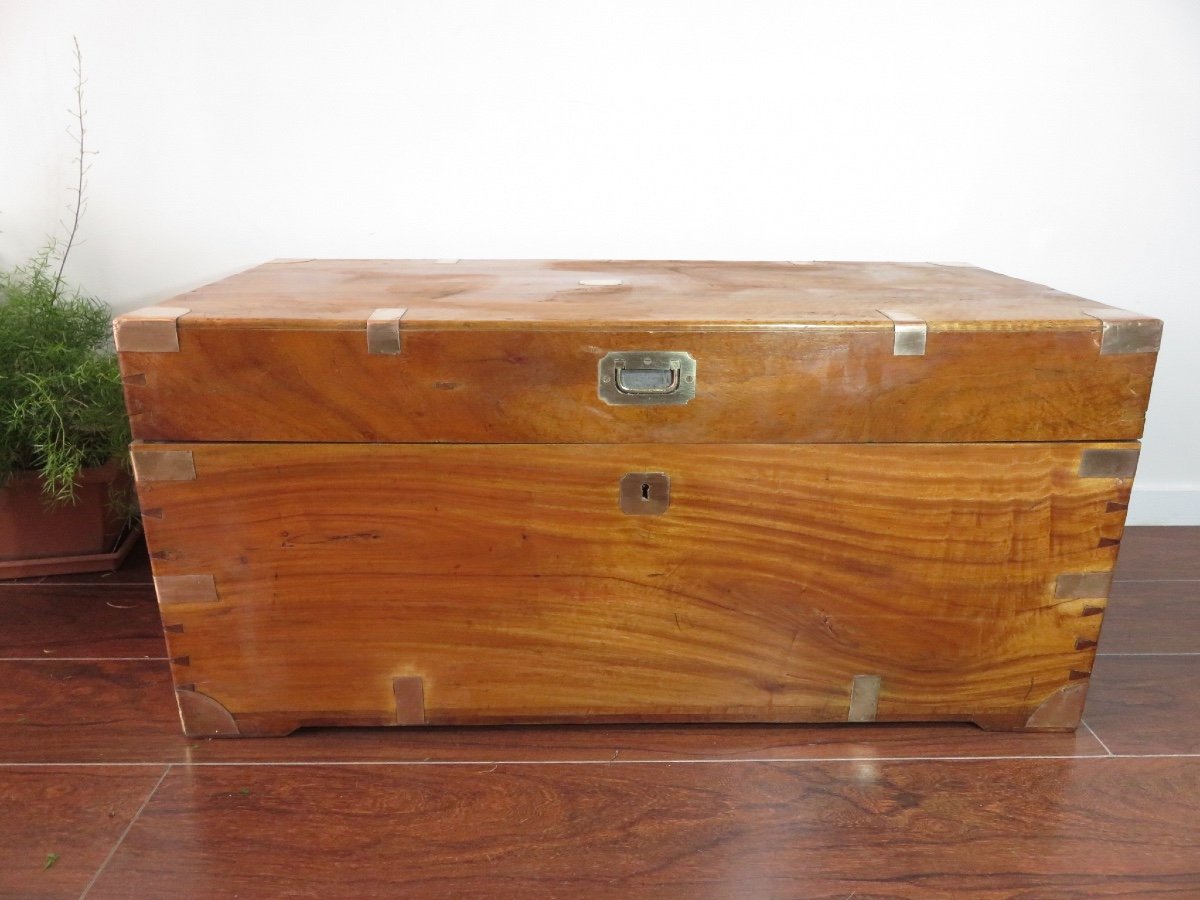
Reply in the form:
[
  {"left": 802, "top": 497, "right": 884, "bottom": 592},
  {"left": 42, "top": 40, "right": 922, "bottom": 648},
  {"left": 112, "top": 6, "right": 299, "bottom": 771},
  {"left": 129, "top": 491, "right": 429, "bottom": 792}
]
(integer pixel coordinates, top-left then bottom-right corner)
[{"left": 114, "top": 260, "right": 1161, "bottom": 737}]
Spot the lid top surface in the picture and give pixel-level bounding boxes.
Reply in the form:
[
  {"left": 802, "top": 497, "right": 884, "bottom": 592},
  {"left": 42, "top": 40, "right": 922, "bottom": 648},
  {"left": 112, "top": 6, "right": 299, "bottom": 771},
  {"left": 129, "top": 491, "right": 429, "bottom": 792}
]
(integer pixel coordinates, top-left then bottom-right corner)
[{"left": 126, "top": 259, "right": 1139, "bottom": 330}]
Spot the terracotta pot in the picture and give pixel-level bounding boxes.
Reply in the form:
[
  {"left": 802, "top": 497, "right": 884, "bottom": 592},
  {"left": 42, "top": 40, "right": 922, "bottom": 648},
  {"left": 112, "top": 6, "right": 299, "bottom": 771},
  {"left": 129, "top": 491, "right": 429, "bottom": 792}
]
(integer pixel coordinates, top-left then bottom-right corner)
[{"left": 0, "top": 460, "right": 139, "bottom": 578}]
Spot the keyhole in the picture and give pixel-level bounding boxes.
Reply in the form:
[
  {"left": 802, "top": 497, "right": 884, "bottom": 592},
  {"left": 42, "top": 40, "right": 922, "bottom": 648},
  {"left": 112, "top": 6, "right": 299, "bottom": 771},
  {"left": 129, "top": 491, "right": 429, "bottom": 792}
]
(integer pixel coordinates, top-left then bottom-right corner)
[{"left": 641, "top": 482, "right": 651, "bottom": 501}]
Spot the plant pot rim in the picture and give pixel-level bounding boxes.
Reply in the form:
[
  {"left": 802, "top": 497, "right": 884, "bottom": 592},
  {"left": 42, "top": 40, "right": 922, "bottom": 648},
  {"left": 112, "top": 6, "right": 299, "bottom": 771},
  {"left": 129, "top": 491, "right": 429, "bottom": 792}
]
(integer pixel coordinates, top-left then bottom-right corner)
[{"left": 0, "top": 523, "right": 143, "bottom": 580}]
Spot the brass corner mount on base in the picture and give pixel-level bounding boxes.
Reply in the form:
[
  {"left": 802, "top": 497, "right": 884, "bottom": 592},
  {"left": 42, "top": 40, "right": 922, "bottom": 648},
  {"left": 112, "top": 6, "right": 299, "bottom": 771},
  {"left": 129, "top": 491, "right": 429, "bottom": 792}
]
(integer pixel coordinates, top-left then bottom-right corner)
[{"left": 1024, "top": 681, "right": 1091, "bottom": 731}]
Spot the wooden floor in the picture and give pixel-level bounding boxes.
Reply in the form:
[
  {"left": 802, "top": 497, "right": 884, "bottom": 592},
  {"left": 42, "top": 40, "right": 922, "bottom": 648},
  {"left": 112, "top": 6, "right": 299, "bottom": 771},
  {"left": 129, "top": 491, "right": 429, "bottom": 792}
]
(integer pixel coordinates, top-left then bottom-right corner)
[{"left": 2, "top": 528, "right": 1198, "bottom": 898}]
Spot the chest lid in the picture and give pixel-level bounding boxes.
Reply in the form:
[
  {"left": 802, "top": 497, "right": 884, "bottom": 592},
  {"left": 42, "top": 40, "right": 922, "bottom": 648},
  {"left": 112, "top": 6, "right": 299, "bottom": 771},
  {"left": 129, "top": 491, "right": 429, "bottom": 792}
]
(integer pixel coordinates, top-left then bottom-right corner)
[{"left": 114, "top": 259, "right": 1160, "bottom": 444}]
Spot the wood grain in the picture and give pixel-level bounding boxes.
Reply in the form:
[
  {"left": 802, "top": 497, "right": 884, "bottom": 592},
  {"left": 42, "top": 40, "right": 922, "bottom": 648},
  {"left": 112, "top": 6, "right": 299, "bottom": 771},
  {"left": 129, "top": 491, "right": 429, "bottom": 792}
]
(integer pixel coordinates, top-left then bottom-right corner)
[
  {"left": 3, "top": 528, "right": 1197, "bottom": 896},
  {"left": 1113, "top": 526, "right": 1200, "bottom": 581},
  {"left": 116, "top": 260, "right": 1158, "bottom": 445},
  {"left": 0, "top": 766, "right": 166, "bottom": 900},
  {"left": 0, "top": 657, "right": 1107, "bottom": 766},
  {"left": 86, "top": 759, "right": 1200, "bottom": 899},
  {"left": 0, "top": 660, "right": 184, "bottom": 763},
  {"left": 0, "top": 585, "right": 164, "bottom": 659},
  {"left": 1085, "top": 655, "right": 1200, "bottom": 755},
  {"left": 1101, "top": 580, "right": 1200, "bottom": 654},
  {"left": 120, "top": 325, "right": 1156, "bottom": 444},
  {"left": 116, "top": 259, "right": 1145, "bottom": 328},
  {"left": 136, "top": 441, "right": 1133, "bottom": 735},
  {"left": 0, "top": 659, "right": 1108, "bottom": 765}
]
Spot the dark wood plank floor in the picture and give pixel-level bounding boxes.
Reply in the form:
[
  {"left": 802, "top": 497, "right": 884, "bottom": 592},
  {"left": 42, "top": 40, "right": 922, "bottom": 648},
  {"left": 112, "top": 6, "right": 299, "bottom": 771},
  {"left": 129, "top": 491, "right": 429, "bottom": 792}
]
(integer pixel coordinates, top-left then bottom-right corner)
[{"left": 2, "top": 529, "right": 1198, "bottom": 898}]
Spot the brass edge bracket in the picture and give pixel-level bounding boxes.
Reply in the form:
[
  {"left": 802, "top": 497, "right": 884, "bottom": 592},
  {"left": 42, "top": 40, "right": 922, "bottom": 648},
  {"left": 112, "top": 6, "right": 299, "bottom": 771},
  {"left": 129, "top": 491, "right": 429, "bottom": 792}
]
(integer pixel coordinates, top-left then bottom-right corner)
[
  {"left": 175, "top": 687, "right": 241, "bottom": 737},
  {"left": 131, "top": 449, "right": 197, "bottom": 482},
  {"left": 156, "top": 574, "right": 219, "bottom": 605},
  {"left": 1025, "top": 681, "right": 1090, "bottom": 730},
  {"left": 113, "top": 306, "right": 190, "bottom": 353},
  {"left": 367, "top": 307, "right": 408, "bottom": 355},
  {"left": 1083, "top": 308, "right": 1162, "bottom": 355},
  {"left": 1054, "top": 572, "right": 1113, "bottom": 600},
  {"left": 847, "top": 674, "right": 882, "bottom": 722},
  {"left": 1079, "top": 447, "right": 1140, "bottom": 479},
  {"left": 876, "top": 309, "right": 927, "bottom": 356},
  {"left": 393, "top": 676, "right": 427, "bottom": 725}
]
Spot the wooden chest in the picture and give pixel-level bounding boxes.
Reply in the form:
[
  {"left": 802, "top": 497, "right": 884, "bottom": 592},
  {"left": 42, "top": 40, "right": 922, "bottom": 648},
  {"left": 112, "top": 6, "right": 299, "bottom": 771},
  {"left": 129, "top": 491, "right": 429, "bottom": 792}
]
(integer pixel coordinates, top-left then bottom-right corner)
[{"left": 114, "top": 260, "right": 1160, "bottom": 737}]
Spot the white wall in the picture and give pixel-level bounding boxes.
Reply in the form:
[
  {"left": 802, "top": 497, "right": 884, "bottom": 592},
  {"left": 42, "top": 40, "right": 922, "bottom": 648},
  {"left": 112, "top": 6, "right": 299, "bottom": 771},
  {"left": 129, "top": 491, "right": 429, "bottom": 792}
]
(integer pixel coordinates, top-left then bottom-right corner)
[{"left": 2, "top": 0, "right": 1198, "bottom": 523}]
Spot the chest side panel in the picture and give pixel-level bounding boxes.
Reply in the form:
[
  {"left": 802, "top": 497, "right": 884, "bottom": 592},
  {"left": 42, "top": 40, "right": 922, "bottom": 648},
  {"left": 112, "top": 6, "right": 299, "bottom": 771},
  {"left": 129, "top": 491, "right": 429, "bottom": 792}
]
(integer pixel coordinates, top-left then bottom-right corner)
[{"left": 135, "top": 441, "right": 1132, "bottom": 735}]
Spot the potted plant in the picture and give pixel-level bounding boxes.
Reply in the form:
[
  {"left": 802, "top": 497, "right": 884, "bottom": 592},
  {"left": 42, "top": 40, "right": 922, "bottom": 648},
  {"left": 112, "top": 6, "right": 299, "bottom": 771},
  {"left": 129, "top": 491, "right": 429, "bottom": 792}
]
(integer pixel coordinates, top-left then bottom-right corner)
[
  {"left": 0, "top": 250, "right": 139, "bottom": 578},
  {"left": 0, "top": 40, "right": 139, "bottom": 578}
]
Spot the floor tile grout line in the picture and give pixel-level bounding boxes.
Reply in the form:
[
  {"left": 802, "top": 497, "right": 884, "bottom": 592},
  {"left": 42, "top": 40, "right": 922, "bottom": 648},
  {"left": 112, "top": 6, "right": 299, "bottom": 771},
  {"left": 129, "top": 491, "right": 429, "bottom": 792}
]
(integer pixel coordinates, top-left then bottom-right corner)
[
  {"left": 78, "top": 763, "right": 171, "bottom": 899},
  {"left": 4, "top": 753, "right": 1200, "bottom": 769},
  {"left": 1096, "top": 652, "right": 1200, "bottom": 657},
  {"left": 1117, "top": 753, "right": 1200, "bottom": 759},
  {"left": 145, "top": 754, "right": 1124, "bottom": 765},
  {"left": 0, "top": 762, "right": 180, "bottom": 767},
  {"left": 1081, "top": 720, "right": 1115, "bottom": 757},
  {"left": 0, "top": 657, "right": 168, "bottom": 661},
  {"left": 5, "top": 752, "right": 1186, "bottom": 768}
]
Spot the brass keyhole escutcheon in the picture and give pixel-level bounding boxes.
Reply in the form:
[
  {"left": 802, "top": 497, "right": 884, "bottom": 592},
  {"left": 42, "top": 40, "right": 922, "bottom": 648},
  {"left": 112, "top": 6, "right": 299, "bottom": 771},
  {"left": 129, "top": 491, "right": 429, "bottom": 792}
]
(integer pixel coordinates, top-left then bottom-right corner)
[{"left": 620, "top": 473, "right": 670, "bottom": 515}]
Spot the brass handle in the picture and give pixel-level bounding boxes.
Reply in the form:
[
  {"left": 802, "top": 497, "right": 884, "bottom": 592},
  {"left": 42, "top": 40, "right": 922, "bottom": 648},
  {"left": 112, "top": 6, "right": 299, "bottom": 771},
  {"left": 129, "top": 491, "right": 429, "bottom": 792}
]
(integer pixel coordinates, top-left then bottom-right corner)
[
  {"left": 614, "top": 361, "right": 681, "bottom": 395},
  {"left": 598, "top": 351, "right": 697, "bottom": 406}
]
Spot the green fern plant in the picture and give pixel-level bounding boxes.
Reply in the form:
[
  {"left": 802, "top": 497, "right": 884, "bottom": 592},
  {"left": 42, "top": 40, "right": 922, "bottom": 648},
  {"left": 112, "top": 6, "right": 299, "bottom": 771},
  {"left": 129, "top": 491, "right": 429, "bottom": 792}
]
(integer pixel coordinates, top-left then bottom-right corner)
[
  {"left": 0, "top": 39, "right": 129, "bottom": 505},
  {"left": 0, "top": 247, "right": 129, "bottom": 504}
]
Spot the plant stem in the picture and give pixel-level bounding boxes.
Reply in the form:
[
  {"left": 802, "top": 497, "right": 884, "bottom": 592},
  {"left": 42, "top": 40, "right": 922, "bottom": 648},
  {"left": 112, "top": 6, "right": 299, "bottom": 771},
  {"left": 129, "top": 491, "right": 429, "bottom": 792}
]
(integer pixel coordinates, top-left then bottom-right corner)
[{"left": 53, "top": 36, "right": 87, "bottom": 301}]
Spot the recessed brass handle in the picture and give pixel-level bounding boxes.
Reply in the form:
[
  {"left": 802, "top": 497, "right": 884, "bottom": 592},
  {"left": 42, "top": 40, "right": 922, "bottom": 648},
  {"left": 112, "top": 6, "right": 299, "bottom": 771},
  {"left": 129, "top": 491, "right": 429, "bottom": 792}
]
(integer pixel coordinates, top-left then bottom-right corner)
[
  {"left": 615, "top": 361, "right": 681, "bottom": 395},
  {"left": 598, "top": 351, "right": 696, "bottom": 406}
]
